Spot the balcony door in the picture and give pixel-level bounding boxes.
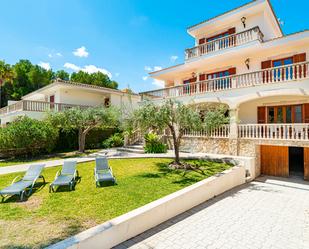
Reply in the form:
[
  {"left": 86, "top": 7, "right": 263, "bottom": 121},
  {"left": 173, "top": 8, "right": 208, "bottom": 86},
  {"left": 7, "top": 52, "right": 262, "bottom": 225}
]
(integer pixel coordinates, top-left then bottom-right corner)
[{"left": 258, "top": 104, "right": 308, "bottom": 124}]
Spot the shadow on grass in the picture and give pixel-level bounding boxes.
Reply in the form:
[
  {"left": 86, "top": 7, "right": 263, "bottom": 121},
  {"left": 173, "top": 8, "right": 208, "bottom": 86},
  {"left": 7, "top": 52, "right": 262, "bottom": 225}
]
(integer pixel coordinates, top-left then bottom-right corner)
[
  {"left": 135, "top": 161, "right": 206, "bottom": 187},
  {"left": 1, "top": 218, "right": 88, "bottom": 249},
  {"left": 1, "top": 181, "right": 48, "bottom": 203},
  {"left": 50, "top": 176, "right": 82, "bottom": 193},
  {"left": 96, "top": 181, "right": 117, "bottom": 188}
]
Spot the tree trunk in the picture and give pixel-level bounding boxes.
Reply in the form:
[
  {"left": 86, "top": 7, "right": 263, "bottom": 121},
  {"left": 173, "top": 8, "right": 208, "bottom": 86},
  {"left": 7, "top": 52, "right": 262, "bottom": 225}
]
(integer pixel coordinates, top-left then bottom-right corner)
[
  {"left": 78, "top": 129, "right": 86, "bottom": 153},
  {"left": 174, "top": 140, "right": 180, "bottom": 164},
  {"left": 169, "top": 126, "right": 181, "bottom": 165}
]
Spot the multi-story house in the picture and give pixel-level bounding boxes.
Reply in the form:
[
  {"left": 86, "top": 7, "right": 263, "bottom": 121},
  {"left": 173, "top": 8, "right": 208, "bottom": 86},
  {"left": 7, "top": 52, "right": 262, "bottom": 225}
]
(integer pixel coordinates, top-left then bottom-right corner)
[
  {"left": 0, "top": 79, "right": 141, "bottom": 125},
  {"left": 141, "top": 0, "right": 309, "bottom": 180}
]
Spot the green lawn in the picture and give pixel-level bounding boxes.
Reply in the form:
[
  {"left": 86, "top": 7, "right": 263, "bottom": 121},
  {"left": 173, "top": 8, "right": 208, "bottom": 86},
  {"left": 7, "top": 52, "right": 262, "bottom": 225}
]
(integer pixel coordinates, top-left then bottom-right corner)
[
  {"left": 0, "top": 149, "right": 100, "bottom": 167},
  {"left": 0, "top": 158, "right": 231, "bottom": 249}
]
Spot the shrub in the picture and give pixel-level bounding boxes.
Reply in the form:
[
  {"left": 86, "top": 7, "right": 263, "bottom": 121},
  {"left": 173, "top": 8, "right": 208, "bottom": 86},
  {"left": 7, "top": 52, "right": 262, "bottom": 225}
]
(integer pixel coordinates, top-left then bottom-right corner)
[
  {"left": 102, "top": 133, "right": 124, "bottom": 148},
  {"left": 144, "top": 132, "right": 167, "bottom": 153},
  {"left": 55, "top": 128, "right": 116, "bottom": 151},
  {"left": 0, "top": 117, "right": 59, "bottom": 157}
]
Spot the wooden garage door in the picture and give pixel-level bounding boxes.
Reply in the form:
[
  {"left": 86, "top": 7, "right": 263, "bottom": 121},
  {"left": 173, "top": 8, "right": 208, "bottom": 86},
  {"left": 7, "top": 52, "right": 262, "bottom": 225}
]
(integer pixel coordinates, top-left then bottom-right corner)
[
  {"left": 304, "top": 148, "right": 309, "bottom": 180},
  {"left": 261, "top": 145, "right": 289, "bottom": 177}
]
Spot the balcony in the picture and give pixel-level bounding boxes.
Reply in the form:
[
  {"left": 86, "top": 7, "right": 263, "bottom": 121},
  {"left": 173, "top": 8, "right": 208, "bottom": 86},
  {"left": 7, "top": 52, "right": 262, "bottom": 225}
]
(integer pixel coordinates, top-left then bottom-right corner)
[
  {"left": 0, "top": 100, "right": 90, "bottom": 116},
  {"left": 181, "top": 123, "right": 309, "bottom": 141},
  {"left": 141, "top": 61, "right": 309, "bottom": 100},
  {"left": 185, "top": 26, "right": 264, "bottom": 60}
]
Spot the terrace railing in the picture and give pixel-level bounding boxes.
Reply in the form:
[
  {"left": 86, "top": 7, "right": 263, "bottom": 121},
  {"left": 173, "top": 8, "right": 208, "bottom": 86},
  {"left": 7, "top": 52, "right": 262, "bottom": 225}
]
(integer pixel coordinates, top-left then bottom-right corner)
[
  {"left": 238, "top": 123, "right": 309, "bottom": 141},
  {"left": 185, "top": 26, "right": 263, "bottom": 60},
  {"left": 141, "top": 61, "right": 309, "bottom": 100},
  {"left": 0, "top": 100, "right": 90, "bottom": 115}
]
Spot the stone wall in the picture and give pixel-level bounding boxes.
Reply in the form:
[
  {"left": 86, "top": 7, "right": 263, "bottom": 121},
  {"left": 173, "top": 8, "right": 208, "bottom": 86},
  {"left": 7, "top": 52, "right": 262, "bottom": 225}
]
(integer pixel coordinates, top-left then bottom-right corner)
[
  {"left": 179, "top": 137, "right": 230, "bottom": 155},
  {"left": 175, "top": 136, "right": 309, "bottom": 179}
]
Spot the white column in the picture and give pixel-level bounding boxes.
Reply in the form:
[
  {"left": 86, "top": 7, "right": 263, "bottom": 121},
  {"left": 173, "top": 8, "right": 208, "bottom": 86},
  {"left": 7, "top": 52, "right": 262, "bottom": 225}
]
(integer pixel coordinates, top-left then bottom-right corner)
[{"left": 229, "top": 108, "right": 239, "bottom": 139}]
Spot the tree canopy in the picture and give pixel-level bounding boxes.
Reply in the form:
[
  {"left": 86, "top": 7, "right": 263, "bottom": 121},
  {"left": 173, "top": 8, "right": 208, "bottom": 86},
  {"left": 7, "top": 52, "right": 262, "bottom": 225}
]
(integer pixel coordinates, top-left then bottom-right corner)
[
  {"left": 127, "top": 99, "right": 229, "bottom": 167},
  {"left": 0, "top": 59, "right": 119, "bottom": 107},
  {"left": 47, "top": 106, "right": 120, "bottom": 152}
]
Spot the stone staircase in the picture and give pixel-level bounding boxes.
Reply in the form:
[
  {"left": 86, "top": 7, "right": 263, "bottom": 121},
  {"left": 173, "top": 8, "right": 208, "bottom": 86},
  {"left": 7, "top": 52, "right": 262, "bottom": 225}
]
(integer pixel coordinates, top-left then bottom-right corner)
[{"left": 117, "top": 143, "right": 144, "bottom": 154}]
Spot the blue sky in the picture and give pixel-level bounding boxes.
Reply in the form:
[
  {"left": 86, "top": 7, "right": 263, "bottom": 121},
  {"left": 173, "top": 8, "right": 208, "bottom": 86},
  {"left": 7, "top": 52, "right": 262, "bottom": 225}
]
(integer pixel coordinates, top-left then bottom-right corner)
[{"left": 0, "top": 0, "right": 308, "bottom": 92}]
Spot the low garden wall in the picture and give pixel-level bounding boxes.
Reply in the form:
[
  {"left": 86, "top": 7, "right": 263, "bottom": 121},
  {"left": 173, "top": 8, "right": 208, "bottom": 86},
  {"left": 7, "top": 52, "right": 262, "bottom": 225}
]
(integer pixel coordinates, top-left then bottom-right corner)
[{"left": 48, "top": 164, "right": 246, "bottom": 249}]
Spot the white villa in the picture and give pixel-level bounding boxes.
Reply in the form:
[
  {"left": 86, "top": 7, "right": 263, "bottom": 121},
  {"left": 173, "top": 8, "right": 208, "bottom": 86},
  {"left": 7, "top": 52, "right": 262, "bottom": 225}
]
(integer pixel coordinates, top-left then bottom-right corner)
[
  {"left": 0, "top": 79, "right": 141, "bottom": 125},
  {"left": 141, "top": 0, "right": 309, "bottom": 180}
]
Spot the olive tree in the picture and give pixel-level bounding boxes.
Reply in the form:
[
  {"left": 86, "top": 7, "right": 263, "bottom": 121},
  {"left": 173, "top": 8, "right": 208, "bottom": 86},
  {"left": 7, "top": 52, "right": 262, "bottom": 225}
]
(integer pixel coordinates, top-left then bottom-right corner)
[
  {"left": 48, "top": 106, "right": 120, "bottom": 152},
  {"left": 127, "top": 99, "right": 229, "bottom": 168}
]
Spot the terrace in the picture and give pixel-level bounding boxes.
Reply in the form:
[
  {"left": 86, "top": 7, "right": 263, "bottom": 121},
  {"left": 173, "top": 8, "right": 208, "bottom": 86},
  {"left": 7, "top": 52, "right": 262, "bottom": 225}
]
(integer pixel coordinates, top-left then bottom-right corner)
[
  {"left": 141, "top": 61, "right": 308, "bottom": 100},
  {"left": 185, "top": 26, "right": 264, "bottom": 60}
]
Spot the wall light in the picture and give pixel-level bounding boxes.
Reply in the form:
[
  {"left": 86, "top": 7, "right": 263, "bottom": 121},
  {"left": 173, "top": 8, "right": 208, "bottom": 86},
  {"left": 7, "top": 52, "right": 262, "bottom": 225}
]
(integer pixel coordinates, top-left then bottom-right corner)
[
  {"left": 241, "top": 16, "right": 246, "bottom": 28},
  {"left": 245, "top": 58, "right": 250, "bottom": 70}
]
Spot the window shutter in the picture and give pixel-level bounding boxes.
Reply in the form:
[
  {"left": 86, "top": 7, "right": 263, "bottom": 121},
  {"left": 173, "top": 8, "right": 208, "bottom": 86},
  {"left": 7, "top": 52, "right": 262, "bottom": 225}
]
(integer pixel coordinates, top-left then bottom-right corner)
[
  {"left": 258, "top": 107, "right": 266, "bottom": 123},
  {"left": 228, "top": 27, "right": 236, "bottom": 34},
  {"left": 304, "top": 104, "right": 309, "bottom": 123},
  {"left": 261, "top": 60, "right": 272, "bottom": 69},
  {"left": 190, "top": 77, "right": 197, "bottom": 83},
  {"left": 228, "top": 67, "right": 236, "bottom": 75},
  {"left": 199, "top": 38, "right": 205, "bottom": 45},
  {"left": 199, "top": 74, "right": 206, "bottom": 81}
]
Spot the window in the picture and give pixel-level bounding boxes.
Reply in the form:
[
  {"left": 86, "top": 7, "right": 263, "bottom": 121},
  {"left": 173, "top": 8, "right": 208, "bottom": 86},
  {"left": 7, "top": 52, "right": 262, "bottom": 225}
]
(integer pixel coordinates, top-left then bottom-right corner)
[
  {"left": 295, "top": 105, "right": 302, "bottom": 123},
  {"left": 263, "top": 105, "right": 304, "bottom": 123},
  {"left": 268, "top": 107, "right": 275, "bottom": 123},
  {"left": 286, "top": 106, "right": 292, "bottom": 123},
  {"left": 272, "top": 57, "right": 293, "bottom": 81}
]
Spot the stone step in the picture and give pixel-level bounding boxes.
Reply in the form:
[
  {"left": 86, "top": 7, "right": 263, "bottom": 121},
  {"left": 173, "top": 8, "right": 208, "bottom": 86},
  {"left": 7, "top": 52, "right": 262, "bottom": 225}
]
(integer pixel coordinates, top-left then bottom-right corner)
[
  {"left": 117, "top": 147, "right": 145, "bottom": 154},
  {"left": 125, "top": 144, "right": 144, "bottom": 149}
]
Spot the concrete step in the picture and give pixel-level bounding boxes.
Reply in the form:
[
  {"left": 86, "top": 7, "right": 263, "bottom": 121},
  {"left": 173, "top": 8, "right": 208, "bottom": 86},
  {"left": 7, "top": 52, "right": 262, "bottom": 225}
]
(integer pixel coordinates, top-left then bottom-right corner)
[
  {"left": 117, "top": 147, "right": 145, "bottom": 154},
  {"left": 125, "top": 144, "right": 144, "bottom": 149}
]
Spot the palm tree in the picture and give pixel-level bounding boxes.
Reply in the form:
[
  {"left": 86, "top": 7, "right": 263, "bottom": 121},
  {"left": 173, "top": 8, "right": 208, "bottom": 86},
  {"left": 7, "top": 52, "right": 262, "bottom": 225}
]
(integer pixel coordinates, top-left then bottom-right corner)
[{"left": 0, "top": 60, "right": 14, "bottom": 107}]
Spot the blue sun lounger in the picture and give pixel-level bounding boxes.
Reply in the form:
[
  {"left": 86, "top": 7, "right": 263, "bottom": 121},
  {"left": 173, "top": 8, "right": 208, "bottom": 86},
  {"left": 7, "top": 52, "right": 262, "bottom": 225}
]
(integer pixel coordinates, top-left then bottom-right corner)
[{"left": 0, "top": 164, "right": 45, "bottom": 201}]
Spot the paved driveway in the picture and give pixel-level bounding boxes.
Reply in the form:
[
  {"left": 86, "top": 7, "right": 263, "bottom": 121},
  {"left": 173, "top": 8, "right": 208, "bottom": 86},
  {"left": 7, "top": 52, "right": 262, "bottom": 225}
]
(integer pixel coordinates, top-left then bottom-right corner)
[{"left": 115, "top": 177, "right": 309, "bottom": 249}]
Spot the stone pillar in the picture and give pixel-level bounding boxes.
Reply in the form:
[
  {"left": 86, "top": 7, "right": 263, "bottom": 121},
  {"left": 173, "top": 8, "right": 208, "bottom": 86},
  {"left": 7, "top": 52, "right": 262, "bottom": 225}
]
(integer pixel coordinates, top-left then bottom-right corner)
[{"left": 229, "top": 108, "right": 239, "bottom": 155}]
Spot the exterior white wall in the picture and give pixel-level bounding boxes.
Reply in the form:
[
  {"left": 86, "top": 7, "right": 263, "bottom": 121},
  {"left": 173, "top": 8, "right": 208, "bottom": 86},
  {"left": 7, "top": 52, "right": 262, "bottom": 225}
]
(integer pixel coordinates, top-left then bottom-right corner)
[
  {"left": 194, "top": 11, "right": 276, "bottom": 46},
  {"left": 238, "top": 95, "right": 309, "bottom": 123},
  {"left": 58, "top": 89, "right": 106, "bottom": 106}
]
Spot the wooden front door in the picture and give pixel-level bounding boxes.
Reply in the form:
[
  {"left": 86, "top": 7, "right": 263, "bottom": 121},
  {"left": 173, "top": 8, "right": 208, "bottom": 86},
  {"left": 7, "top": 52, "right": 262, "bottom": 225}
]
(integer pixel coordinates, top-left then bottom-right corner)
[
  {"left": 304, "top": 147, "right": 309, "bottom": 180},
  {"left": 261, "top": 145, "right": 289, "bottom": 177}
]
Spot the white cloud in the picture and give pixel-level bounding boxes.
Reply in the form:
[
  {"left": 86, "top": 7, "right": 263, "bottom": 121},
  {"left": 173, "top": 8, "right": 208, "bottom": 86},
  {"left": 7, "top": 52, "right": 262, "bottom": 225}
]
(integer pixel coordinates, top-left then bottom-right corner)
[
  {"left": 64, "top": 62, "right": 81, "bottom": 71},
  {"left": 73, "top": 46, "right": 89, "bottom": 58},
  {"left": 38, "top": 62, "right": 51, "bottom": 70},
  {"left": 48, "top": 52, "right": 63, "bottom": 58},
  {"left": 142, "top": 76, "right": 148, "bottom": 81},
  {"left": 153, "top": 66, "right": 162, "bottom": 71},
  {"left": 144, "top": 66, "right": 152, "bottom": 71},
  {"left": 278, "top": 18, "right": 284, "bottom": 26},
  {"left": 170, "top": 55, "right": 178, "bottom": 62},
  {"left": 83, "top": 65, "right": 112, "bottom": 78},
  {"left": 63, "top": 63, "right": 112, "bottom": 78},
  {"left": 115, "top": 73, "right": 120, "bottom": 77},
  {"left": 144, "top": 66, "right": 162, "bottom": 72},
  {"left": 152, "top": 79, "right": 164, "bottom": 88}
]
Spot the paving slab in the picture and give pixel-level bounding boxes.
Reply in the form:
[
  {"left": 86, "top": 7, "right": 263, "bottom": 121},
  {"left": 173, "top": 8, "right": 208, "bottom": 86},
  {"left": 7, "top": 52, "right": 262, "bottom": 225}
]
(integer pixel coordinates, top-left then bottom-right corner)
[{"left": 115, "top": 176, "right": 309, "bottom": 249}]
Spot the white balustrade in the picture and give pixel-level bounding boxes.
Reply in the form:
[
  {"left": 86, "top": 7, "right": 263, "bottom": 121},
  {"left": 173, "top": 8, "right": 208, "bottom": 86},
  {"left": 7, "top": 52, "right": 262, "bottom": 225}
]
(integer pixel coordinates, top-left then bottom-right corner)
[
  {"left": 0, "top": 100, "right": 91, "bottom": 116},
  {"left": 141, "top": 61, "right": 309, "bottom": 100},
  {"left": 182, "top": 125, "right": 230, "bottom": 138},
  {"left": 238, "top": 123, "right": 309, "bottom": 141},
  {"left": 185, "top": 26, "right": 263, "bottom": 60}
]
